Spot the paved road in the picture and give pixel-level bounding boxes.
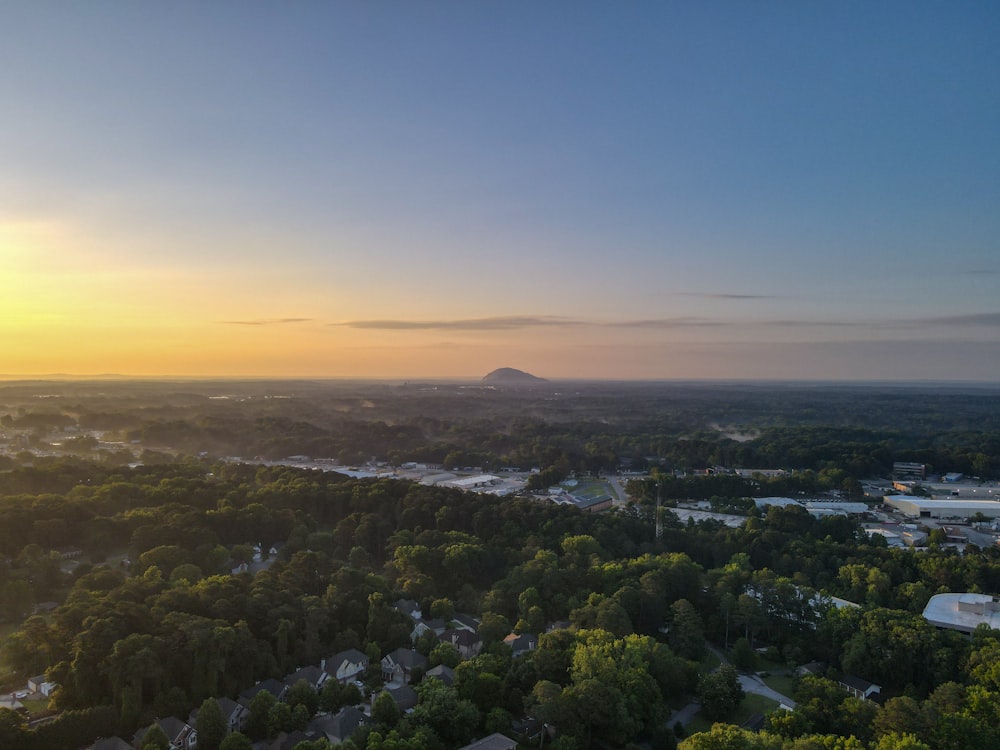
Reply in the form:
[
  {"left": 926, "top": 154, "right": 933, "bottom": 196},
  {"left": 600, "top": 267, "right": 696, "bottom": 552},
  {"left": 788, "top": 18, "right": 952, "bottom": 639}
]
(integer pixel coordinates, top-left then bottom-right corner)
[{"left": 667, "top": 701, "right": 701, "bottom": 728}]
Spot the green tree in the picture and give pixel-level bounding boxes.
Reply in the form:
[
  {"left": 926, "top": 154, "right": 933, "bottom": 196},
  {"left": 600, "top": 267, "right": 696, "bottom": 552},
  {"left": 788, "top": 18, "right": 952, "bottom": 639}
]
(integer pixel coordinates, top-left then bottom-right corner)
[
  {"left": 372, "top": 690, "right": 399, "bottom": 728},
  {"left": 141, "top": 723, "right": 171, "bottom": 750},
  {"left": 670, "top": 599, "right": 705, "bottom": 660},
  {"left": 697, "top": 665, "right": 744, "bottom": 721},
  {"left": 196, "top": 697, "right": 227, "bottom": 750}
]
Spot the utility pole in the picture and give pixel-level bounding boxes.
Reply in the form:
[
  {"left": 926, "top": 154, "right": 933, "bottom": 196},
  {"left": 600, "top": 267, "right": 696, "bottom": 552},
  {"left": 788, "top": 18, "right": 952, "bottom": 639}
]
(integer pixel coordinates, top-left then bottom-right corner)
[{"left": 655, "top": 479, "right": 662, "bottom": 541}]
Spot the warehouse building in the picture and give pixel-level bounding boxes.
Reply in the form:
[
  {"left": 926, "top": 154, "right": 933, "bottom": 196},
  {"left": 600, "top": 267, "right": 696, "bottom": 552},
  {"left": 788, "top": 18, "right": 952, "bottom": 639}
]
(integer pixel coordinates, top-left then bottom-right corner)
[
  {"left": 923, "top": 593, "right": 1000, "bottom": 634},
  {"left": 884, "top": 495, "right": 1000, "bottom": 520}
]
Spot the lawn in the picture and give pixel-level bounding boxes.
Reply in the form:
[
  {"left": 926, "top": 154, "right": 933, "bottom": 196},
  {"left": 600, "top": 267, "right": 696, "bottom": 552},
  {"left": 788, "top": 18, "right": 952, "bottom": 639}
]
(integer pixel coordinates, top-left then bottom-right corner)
[
  {"left": 562, "top": 479, "right": 614, "bottom": 500},
  {"left": 760, "top": 671, "right": 799, "bottom": 700}
]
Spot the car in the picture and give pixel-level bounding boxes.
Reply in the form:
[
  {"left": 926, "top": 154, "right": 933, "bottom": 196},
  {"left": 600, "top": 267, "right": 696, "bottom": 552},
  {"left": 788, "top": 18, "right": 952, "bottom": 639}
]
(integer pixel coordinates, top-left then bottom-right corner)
[{"left": 14, "top": 690, "right": 28, "bottom": 699}]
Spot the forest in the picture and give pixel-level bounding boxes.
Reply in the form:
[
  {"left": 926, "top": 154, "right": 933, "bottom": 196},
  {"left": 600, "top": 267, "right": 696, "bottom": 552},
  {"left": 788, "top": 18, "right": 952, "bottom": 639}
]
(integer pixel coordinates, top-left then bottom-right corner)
[
  {"left": 2, "top": 379, "right": 1000, "bottom": 750},
  {"left": 1, "top": 459, "right": 1000, "bottom": 750}
]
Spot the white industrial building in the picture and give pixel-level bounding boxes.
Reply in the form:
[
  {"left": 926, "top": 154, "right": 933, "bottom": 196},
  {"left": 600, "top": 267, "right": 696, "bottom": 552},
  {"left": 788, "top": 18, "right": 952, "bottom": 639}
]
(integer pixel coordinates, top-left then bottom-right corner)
[
  {"left": 923, "top": 593, "right": 1000, "bottom": 633},
  {"left": 884, "top": 495, "right": 1000, "bottom": 520}
]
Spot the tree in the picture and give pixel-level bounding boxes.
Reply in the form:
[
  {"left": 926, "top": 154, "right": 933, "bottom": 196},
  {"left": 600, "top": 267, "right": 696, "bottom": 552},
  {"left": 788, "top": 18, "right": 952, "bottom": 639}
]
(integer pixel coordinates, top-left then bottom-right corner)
[
  {"left": 372, "top": 690, "right": 399, "bottom": 728},
  {"left": 670, "top": 599, "right": 705, "bottom": 660},
  {"left": 196, "top": 697, "right": 227, "bottom": 750},
  {"left": 141, "top": 723, "right": 171, "bottom": 750},
  {"left": 678, "top": 723, "right": 783, "bottom": 750},
  {"left": 285, "top": 679, "right": 320, "bottom": 718},
  {"left": 697, "top": 665, "right": 744, "bottom": 721}
]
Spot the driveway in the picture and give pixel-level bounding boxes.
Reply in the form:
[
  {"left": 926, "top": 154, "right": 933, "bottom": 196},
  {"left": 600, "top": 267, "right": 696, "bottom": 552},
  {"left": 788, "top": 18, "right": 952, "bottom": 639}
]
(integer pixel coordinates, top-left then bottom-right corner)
[{"left": 738, "top": 672, "right": 796, "bottom": 708}]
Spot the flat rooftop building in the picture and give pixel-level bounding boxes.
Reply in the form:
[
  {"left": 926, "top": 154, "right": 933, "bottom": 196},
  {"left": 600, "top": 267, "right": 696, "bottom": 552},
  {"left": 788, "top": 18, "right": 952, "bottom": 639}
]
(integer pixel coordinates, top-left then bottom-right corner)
[
  {"left": 884, "top": 495, "right": 1000, "bottom": 520},
  {"left": 923, "top": 593, "right": 1000, "bottom": 633}
]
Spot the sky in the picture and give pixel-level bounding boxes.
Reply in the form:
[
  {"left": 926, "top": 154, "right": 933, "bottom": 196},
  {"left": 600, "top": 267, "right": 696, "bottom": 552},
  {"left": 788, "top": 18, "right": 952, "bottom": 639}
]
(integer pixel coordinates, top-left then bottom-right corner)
[{"left": 2, "top": 1, "right": 998, "bottom": 381}]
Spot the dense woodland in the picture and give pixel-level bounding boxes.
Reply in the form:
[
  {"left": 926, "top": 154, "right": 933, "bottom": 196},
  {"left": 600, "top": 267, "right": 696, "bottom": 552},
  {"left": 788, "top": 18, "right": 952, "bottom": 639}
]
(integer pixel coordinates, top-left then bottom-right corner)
[
  {"left": 1, "top": 379, "right": 999, "bottom": 479},
  {"left": 1, "top": 461, "right": 1000, "bottom": 750},
  {"left": 2, "top": 380, "right": 1000, "bottom": 750}
]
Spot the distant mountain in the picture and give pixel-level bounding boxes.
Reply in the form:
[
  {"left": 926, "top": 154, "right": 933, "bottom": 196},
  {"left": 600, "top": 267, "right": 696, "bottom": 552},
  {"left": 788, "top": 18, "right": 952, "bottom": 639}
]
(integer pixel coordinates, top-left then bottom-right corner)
[{"left": 482, "top": 367, "right": 547, "bottom": 384}]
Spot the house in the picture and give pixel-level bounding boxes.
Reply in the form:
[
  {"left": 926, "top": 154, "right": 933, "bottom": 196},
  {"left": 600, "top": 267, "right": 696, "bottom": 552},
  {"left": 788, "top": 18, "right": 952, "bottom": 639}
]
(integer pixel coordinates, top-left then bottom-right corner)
[
  {"left": 378, "top": 683, "right": 418, "bottom": 711},
  {"left": 502, "top": 632, "right": 538, "bottom": 657},
  {"left": 284, "top": 664, "right": 327, "bottom": 691},
  {"left": 395, "top": 598, "right": 422, "bottom": 620},
  {"left": 838, "top": 674, "right": 881, "bottom": 701},
  {"left": 440, "top": 628, "right": 483, "bottom": 659},
  {"left": 381, "top": 647, "right": 428, "bottom": 684},
  {"left": 307, "top": 705, "right": 367, "bottom": 743},
  {"left": 269, "top": 730, "right": 318, "bottom": 750},
  {"left": 411, "top": 617, "right": 448, "bottom": 642},
  {"left": 425, "top": 664, "right": 455, "bottom": 687},
  {"left": 457, "top": 733, "right": 518, "bottom": 750},
  {"left": 132, "top": 717, "right": 197, "bottom": 750},
  {"left": 239, "top": 678, "right": 288, "bottom": 707},
  {"left": 323, "top": 648, "right": 369, "bottom": 684},
  {"left": 452, "top": 613, "right": 481, "bottom": 633},
  {"left": 91, "top": 738, "right": 133, "bottom": 750},
  {"left": 190, "top": 696, "right": 246, "bottom": 734}
]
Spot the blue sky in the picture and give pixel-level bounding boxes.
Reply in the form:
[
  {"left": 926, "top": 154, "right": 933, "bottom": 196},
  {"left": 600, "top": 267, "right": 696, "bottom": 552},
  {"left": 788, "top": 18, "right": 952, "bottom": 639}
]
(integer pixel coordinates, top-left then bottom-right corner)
[{"left": 2, "top": 2, "right": 998, "bottom": 379}]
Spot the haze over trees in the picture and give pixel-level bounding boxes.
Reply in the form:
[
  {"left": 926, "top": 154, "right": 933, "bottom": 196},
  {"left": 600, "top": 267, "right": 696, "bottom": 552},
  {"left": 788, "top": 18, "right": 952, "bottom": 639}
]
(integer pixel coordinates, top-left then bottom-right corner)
[{"left": 1, "top": 380, "right": 1000, "bottom": 748}]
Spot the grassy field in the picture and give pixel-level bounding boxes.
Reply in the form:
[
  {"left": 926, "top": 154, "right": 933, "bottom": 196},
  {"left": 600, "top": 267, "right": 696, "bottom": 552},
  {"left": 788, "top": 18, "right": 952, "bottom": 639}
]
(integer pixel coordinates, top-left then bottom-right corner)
[{"left": 562, "top": 479, "right": 614, "bottom": 499}]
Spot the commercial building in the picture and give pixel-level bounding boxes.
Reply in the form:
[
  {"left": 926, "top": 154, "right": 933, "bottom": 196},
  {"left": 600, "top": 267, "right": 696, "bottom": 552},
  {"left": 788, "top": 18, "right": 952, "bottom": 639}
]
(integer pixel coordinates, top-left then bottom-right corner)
[
  {"left": 884, "top": 495, "right": 1000, "bottom": 520},
  {"left": 923, "top": 593, "right": 1000, "bottom": 634}
]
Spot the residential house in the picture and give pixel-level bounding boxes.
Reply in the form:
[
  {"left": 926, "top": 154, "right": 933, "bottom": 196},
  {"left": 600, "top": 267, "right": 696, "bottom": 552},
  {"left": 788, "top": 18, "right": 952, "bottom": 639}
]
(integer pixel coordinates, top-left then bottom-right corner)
[
  {"left": 502, "top": 632, "right": 538, "bottom": 657},
  {"left": 411, "top": 617, "right": 448, "bottom": 642},
  {"left": 457, "top": 733, "right": 518, "bottom": 750},
  {"left": 132, "top": 717, "right": 197, "bottom": 750},
  {"left": 440, "top": 628, "right": 482, "bottom": 659},
  {"left": 378, "top": 683, "right": 418, "bottom": 712},
  {"left": 284, "top": 664, "right": 327, "bottom": 691},
  {"left": 308, "top": 705, "right": 367, "bottom": 743},
  {"left": 323, "top": 648, "right": 369, "bottom": 684},
  {"left": 239, "top": 678, "right": 288, "bottom": 708},
  {"left": 381, "top": 648, "right": 427, "bottom": 684},
  {"left": 395, "top": 598, "right": 422, "bottom": 620},
  {"left": 269, "top": 730, "right": 318, "bottom": 750},
  {"left": 424, "top": 664, "right": 455, "bottom": 687},
  {"left": 91, "top": 738, "right": 133, "bottom": 750},
  {"left": 838, "top": 674, "right": 881, "bottom": 701},
  {"left": 190, "top": 696, "right": 246, "bottom": 735}
]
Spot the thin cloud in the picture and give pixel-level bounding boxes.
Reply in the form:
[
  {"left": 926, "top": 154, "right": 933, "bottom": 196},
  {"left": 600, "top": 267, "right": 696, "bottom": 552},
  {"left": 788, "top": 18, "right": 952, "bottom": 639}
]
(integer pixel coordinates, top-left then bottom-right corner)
[
  {"left": 334, "top": 316, "right": 584, "bottom": 331},
  {"left": 222, "top": 318, "right": 313, "bottom": 326},
  {"left": 604, "top": 317, "right": 726, "bottom": 329},
  {"left": 915, "top": 312, "right": 1000, "bottom": 327},
  {"left": 676, "top": 293, "right": 781, "bottom": 300}
]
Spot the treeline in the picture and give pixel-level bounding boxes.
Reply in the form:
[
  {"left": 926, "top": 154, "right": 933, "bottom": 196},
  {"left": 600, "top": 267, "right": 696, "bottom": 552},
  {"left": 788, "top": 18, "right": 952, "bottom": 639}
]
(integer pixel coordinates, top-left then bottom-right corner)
[{"left": 4, "top": 382, "right": 1000, "bottom": 479}]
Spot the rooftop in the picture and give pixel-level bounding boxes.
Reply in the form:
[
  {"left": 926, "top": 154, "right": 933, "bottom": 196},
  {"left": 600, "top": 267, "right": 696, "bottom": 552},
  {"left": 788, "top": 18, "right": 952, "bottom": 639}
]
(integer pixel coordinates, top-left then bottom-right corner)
[{"left": 923, "top": 593, "right": 1000, "bottom": 633}]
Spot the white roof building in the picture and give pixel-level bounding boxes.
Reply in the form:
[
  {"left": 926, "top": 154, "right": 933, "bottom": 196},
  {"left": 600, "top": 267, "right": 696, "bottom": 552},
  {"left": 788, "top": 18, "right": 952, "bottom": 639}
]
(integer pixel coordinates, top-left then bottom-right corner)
[
  {"left": 885, "top": 495, "right": 1000, "bottom": 520},
  {"left": 923, "top": 593, "right": 1000, "bottom": 633}
]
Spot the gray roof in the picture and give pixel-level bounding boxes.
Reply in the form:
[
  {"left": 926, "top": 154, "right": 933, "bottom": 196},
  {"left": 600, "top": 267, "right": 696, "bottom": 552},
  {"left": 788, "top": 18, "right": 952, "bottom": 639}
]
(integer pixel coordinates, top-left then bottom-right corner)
[
  {"left": 458, "top": 733, "right": 518, "bottom": 750},
  {"left": 384, "top": 684, "right": 418, "bottom": 710},
  {"left": 425, "top": 664, "right": 455, "bottom": 686},
  {"left": 384, "top": 647, "right": 427, "bottom": 670},
  {"left": 309, "top": 705, "right": 367, "bottom": 741}
]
